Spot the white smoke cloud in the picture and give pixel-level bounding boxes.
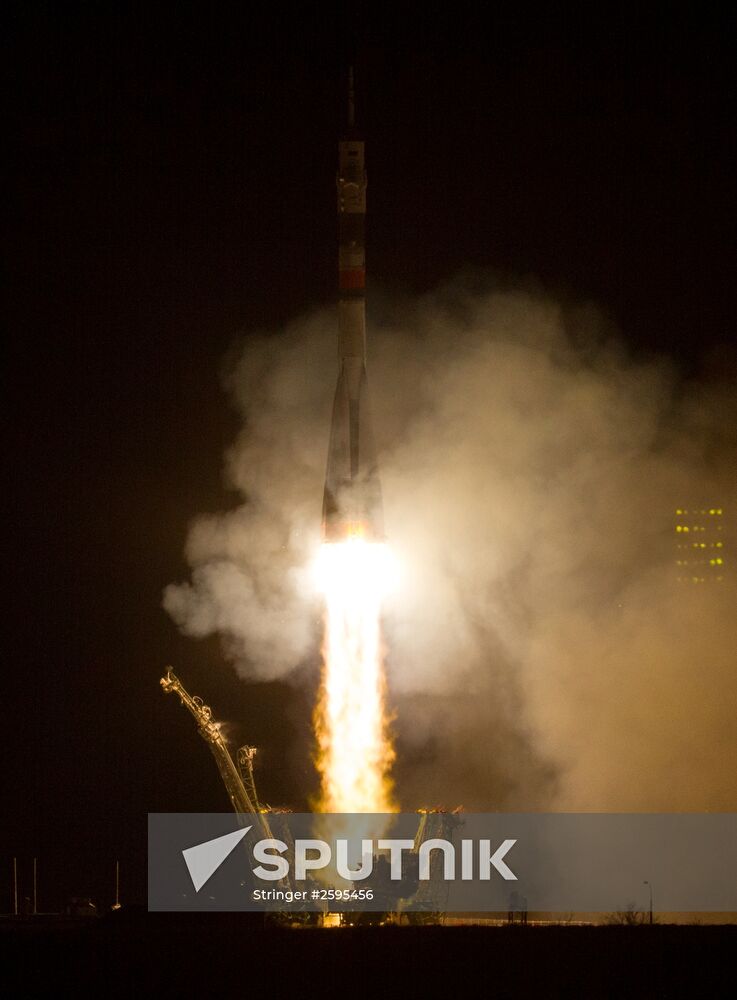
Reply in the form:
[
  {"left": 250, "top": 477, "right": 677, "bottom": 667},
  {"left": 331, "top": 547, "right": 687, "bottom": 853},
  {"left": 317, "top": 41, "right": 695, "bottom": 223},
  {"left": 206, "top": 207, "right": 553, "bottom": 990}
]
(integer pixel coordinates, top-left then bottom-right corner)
[{"left": 164, "top": 278, "right": 737, "bottom": 810}]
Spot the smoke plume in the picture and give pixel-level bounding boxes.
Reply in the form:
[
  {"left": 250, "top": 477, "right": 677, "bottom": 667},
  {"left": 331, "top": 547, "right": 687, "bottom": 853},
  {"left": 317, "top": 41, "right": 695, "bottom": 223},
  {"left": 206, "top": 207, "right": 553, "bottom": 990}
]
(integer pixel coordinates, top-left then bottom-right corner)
[{"left": 164, "top": 278, "right": 737, "bottom": 811}]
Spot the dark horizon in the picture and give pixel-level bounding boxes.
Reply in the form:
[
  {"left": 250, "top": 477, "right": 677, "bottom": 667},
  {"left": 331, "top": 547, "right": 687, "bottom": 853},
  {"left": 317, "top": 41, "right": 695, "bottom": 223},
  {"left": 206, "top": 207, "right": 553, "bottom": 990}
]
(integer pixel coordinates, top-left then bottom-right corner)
[{"left": 4, "top": 5, "right": 736, "bottom": 910}]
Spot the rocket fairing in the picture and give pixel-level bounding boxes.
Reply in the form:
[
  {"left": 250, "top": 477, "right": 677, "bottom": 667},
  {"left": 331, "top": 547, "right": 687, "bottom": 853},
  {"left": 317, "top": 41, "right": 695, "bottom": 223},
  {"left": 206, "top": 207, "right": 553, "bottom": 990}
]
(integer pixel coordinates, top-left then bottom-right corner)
[{"left": 322, "top": 70, "right": 384, "bottom": 543}]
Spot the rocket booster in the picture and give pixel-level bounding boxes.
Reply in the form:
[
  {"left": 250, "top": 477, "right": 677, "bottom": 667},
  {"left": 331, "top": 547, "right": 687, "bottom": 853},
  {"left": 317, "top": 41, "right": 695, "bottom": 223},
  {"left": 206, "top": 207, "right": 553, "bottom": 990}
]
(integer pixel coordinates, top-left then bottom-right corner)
[{"left": 322, "top": 70, "right": 384, "bottom": 542}]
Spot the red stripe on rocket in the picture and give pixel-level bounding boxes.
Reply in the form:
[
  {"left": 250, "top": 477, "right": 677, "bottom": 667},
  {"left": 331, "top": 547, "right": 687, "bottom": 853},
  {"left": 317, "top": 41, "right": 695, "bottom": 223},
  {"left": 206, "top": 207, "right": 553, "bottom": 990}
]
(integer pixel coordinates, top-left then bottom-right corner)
[{"left": 321, "top": 69, "right": 384, "bottom": 543}]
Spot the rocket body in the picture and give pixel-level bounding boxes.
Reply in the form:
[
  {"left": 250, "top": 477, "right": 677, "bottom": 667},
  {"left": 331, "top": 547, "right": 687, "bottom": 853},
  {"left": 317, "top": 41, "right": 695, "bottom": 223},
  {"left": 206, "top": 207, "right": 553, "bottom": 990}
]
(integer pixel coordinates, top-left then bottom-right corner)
[{"left": 322, "top": 81, "right": 384, "bottom": 542}]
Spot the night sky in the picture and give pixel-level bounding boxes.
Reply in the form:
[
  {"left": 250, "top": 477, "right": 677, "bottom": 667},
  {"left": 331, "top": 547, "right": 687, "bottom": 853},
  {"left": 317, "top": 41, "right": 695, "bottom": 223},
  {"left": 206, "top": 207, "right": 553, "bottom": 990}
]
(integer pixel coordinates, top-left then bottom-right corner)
[{"left": 5, "top": 5, "right": 736, "bottom": 908}]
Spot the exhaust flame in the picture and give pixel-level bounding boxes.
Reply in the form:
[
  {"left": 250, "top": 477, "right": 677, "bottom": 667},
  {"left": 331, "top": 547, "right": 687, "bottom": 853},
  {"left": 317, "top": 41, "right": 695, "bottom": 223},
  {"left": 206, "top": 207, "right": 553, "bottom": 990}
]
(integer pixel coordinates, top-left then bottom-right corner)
[{"left": 314, "top": 537, "right": 397, "bottom": 812}]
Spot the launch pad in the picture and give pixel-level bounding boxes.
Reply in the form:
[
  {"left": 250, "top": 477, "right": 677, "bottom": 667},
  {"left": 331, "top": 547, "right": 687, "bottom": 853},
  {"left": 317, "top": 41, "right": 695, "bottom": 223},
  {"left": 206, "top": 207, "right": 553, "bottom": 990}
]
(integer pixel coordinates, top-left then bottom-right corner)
[{"left": 159, "top": 667, "right": 459, "bottom": 924}]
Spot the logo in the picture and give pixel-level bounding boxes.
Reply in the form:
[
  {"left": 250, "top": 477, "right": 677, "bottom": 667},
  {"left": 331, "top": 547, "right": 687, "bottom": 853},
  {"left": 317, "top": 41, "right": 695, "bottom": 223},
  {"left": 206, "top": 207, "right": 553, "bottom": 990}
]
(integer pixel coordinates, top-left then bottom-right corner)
[
  {"left": 182, "top": 825, "right": 252, "bottom": 892},
  {"left": 181, "top": 826, "right": 517, "bottom": 891}
]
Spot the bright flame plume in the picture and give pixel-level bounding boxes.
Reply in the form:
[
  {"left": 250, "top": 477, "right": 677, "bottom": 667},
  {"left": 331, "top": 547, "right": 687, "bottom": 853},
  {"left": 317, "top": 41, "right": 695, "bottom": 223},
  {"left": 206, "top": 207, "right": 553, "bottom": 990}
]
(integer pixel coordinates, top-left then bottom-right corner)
[{"left": 314, "top": 537, "right": 397, "bottom": 813}]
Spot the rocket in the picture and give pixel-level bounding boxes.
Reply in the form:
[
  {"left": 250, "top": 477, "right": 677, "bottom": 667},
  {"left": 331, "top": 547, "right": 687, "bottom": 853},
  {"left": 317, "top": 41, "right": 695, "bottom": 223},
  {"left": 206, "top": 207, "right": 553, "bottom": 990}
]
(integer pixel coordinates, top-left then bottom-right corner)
[{"left": 322, "top": 69, "right": 384, "bottom": 543}]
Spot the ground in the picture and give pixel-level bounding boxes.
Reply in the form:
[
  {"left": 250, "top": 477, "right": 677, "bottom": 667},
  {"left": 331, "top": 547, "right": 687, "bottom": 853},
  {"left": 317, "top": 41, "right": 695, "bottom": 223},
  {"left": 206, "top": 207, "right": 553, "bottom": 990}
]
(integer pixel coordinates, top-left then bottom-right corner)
[{"left": 1, "top": 914, "right": 734, "bottom": 997}]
